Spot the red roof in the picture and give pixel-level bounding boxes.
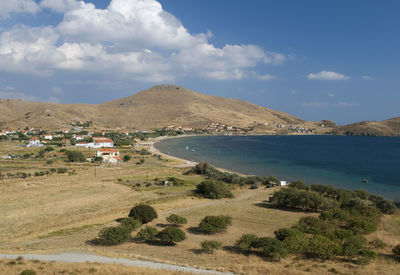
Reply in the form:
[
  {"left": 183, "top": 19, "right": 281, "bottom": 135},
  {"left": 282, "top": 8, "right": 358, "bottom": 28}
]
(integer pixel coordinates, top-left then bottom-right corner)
[{"left": 30, "top": 137, "right": 39, "bottom": 140}]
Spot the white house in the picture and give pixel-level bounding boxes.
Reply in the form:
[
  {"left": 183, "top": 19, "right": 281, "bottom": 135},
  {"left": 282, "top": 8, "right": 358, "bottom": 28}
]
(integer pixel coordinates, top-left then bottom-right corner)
[
  {"left": 280, "top": 181, "right": 287, "bottom": 186},
  {"left": 93, "top": 137, "right": 114, "bottom": 148},
  {"left": 27, "top": 137, "right": 43, "bottom": 147},
  {"left": 74, "top": 135, "right": 85, "bottom": 141},
  {"left": 43, "top": 134, "right": 53, "bottom": 140},
  {"left": 96, "top": 148, "right": 121, "bottom": 164}
]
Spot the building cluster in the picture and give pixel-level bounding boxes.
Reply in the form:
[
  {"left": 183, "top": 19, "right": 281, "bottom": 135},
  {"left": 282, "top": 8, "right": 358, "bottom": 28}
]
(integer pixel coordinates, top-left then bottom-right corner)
[
  {"left": 288, "top": 126, "right": 314, "bottom": 134},
  {"left": 204, "top": 122, "right": 244, "bottom": 134},
  {"left": 165, "top": 125, "right": 195, "bottom": 132}
]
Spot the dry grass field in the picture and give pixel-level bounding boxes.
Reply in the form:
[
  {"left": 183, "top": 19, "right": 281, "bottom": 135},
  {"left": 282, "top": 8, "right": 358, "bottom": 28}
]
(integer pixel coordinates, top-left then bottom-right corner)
[{"left": 1, "top": 141, "right": 400, "bottom": 274}]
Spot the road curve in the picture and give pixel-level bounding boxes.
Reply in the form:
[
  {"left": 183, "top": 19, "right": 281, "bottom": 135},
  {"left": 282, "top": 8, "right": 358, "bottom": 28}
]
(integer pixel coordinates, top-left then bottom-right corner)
[{"left": 0, "top": 252, "right": 234, "bottom": 275}]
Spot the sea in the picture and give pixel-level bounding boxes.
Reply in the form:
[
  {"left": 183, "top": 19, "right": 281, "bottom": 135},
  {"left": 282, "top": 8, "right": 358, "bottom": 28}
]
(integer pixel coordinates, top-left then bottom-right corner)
[{"left": 155, "top": 135, "right": 400, "bottom": 201}]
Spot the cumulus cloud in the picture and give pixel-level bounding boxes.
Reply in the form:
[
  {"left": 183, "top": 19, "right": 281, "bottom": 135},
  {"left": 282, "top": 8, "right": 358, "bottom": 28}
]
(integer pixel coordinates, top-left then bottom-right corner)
[
  {"left": 308, "top": 70, "right": 350, "bottom": 80},
  {"left": 0, "top": 0, "right": 40, "bottom": 19},
  {"left": 361, "top": 75, "right": 374, "bottom": 80},
  {"left": 0, "top": 0, "right": 286, "bottom": 82}
]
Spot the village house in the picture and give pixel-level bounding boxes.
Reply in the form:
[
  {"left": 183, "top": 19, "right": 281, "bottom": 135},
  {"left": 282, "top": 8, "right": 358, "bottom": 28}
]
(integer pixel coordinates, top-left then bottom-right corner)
[
  {"left": 75, "top": 137, "right": 114, "bottom": 148},
  {"left": 96, "top": 148, "right": 121, "bottom": 164},
  {"left": 43, "top": 134, "right": 53, "bottom": 140},
  {"left": 61, "top": 138, "right": 71, "bottom": 147},
  {"left": 73, "top": 134, "right": 85, "bottom": 141},
  {"left": 27, "top": 137, "right": 43, "bottom": 147}
]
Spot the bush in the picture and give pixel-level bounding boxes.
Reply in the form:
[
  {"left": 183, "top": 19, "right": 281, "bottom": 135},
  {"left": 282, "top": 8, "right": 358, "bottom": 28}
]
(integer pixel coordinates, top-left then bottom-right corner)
[
  {"left": 196, "top": 180, "right": 233, "bottom": 199},
  {"left": 137, "top": 226, "right": 158, "bottom": 242},
  {"left": 294, "top": 216, "right": 334, "bottom": 235},
  {"left": 129, "top": 204, "right": 158, "bottom": 223},
  {"left": 288, "top": 180, "right": 309, "bottom": 190},
  {"left": 44, "top": 146, "right": 54, "bottom": 152},
  {"left": 156, "top": 227, "right": 186, "bottom": 245},
  {"left": 57, "top": 167, "right": 68, "bottom": 173},
  {"left": 235, "top": 234, "right": 259, "bottom": 253},
  {"left": 66, "top": 150, "right": 86, "bottom": 162},
  {"left": 369, "top": 238, "right": 387, "bottom": 249},
  {"left": 120, "top": 218, "right": 142, "bottom": 231},
  {"left": 123, "top": 155, "right": 131, "bottom": 162},
  {"left": 357, "top": 249, "right": 376, "bottom": 265},
  {"left": 201, "top": 240, "right": 222, "bottom": 253},
  {"left": 166, "top": 214, "right": 187, "bottom": 226},
  {"left": 168, "top": 177, "right": 185, "bottom": 186},
  {"left": 274, "top": 228, "right": 309, "bottom": 253},
  {"left": 306, "top": 235, "right": 341, "bottom": 260},
  {"left": 256, "top": 237, "right": 288, "bottom": 260},
  {"left": 341, "top": 235, "right": 366, "bottom": 258},
  {"left": 198, "top": 215, "right": 232, "bottom": 234},
  {"left": 392, "top": 244, "right": 400, "bottom": 256},
  {"left": 97, "top": 226, "right": 131, "bottom": 245},
  {"left": 20, "top": 270, "right": 36, "bottom": 275}
]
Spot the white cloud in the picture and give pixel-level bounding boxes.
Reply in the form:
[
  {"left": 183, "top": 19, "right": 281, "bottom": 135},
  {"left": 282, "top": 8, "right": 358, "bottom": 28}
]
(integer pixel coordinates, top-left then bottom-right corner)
[
  {"left": 0, "top": 0, "right": 286, "bottom": 82},
  {"left": 361, "top": 75, "right": 374, "bottom": 80},
  {"left": 327, "top": 92, "right": 335, "bottom": 97},
  {"left": 335, "top": 102, "right": 359, "bottom": 107},
  {"left": 308, "top": 70, "right": 350, "bottom": 80},
  {"left": 257, "top": 74, "right": 276, "bottom": 81},
  {"left": 291, "top": 90, "right": 297, "bottom": 94},
  {"left": 40, "top": 0, "right": 83, "bottom": 13},
  {"left": 47, "top": 96, "right": 61, "bottom": 103},
  {"left": 0, "top": 0, "right": 40, "bottom": 19},
  {"left": 51, "top": 86, "right": 64, "bottom": 95}
]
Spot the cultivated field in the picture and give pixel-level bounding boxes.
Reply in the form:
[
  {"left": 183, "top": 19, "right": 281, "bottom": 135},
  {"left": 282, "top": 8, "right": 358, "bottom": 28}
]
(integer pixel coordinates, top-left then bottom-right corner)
[{"left": 1, "top": 141, "right": 400, "bottom": 274}]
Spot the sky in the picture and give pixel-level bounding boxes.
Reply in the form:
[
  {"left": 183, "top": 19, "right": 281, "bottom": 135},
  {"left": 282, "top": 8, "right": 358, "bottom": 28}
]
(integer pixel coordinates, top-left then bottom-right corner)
[{"left": 0, "top": 0, "right": 399, "bottom": 125}]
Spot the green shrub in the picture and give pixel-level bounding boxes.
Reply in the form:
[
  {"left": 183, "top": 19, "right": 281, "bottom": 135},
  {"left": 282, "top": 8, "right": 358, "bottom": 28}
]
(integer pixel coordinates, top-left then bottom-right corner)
[
  {"left": 201, "top": 240, "right": 222, "bottom": 253},
  {"left": 274, "top": 228, "right": 309, "bottom": 253},
  {"left": 256, "top": 237, "right": 288, "bottom": 260},
  {"left": 57, "top": 167, "right": 68, "bottom": 173},
  {"left": 294, "top": 216, "right": 334, "bottom": 235},
  {"left": 392, "top": 244, "right": 400, "bottom": 256},
  {"left": 198, "top": 215, "right": 232, "bottom": 234},
  {"left": 67, "top": 150, "right": 86, "bottom": 162},
  {"left": 97, "top": 226, "right": 131, "bottom": 245},
  {"left": 353, "top": 189, "right": 368, "bottom": 200},
  {"left": 235, "top": 234, "right": 259, "bottom": 253},
  {"left": 123, "top": 155, "right": 131, "bottom": 162},
  {"left": 168, "top": 177, "right": 185, "bottom": 186},
  {"left": 341, "top": 235, "right": 366, "bottom": 258},
  {"left": 196, "top": 180, "right": 233, "bottom": 199},
  {"left": 357, "top": 249, "right": 376, "bottom": 265},
  {"left": 288, "top": 180, "right": 309, "bottom": 190},
  {"left": 369, "top": 238, "right": 387, "bottom": 249},
  {"left": 120, "top": 218, "right": 142, "bottom": 231},
  {"left": 128, "top": 204, "right": 158, "bottom": 223},
  {"left": 44, "top": 146, "right": 54, "bottom": 152},
  {"left": 20, "top": 270, "right": 36, "bottom": 275},
  {"left": 137, "top": 226, "right": 158, "bottom": 242},
  {"left": 156, "top": 227, "right": 186, "bottom": 245},
  {"left": 306, "top": 235, "right": 341, "bottom": 260},
  {"left": 166, "top": 214, "right": 187, "bottom": 226}
]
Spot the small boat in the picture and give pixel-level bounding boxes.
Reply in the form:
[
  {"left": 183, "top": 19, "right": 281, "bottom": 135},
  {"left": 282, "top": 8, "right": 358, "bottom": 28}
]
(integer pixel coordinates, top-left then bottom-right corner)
[
  {"left": 191, "top": 149, "right": 195, "bottom": 152},
  {"left": 361, "top": 179, "right": 368, "bottom": 183},
  {"left": 185, "top": 146, "right": 189, "bottom": 150}
]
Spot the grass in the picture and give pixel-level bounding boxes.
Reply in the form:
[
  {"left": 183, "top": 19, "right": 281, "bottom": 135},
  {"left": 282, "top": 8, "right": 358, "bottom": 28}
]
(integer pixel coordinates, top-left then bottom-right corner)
[{"left": 1, "top": 140, "right": 400, "bottom": 274}]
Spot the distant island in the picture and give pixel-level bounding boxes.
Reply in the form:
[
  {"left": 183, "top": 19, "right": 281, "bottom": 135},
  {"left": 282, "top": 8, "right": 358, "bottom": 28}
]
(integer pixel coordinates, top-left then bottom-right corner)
[{"left": 0, "top": 84, "right": 398, "bottom": 136}]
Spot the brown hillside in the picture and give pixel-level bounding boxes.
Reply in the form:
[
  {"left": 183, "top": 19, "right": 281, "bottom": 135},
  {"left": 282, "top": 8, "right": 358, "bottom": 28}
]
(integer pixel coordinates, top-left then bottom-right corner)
[
  {"left": 335, "top": 117, "right": 400, "bottom": 136},
  {"left": 0, "top": 84, "right": 303, "bottom": 131}
]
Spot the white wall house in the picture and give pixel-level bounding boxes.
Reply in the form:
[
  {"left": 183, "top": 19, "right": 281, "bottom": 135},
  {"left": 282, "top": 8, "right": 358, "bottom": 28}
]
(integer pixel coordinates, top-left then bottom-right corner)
[
  {"left": 96, "top": 148, "right": 121, "bottom": 164},
  {"left": 27, "top": 137, "right": 43, "bottom": 147},
  {"left": 43, "top": 134, "right": 53, "bottom": 140}
]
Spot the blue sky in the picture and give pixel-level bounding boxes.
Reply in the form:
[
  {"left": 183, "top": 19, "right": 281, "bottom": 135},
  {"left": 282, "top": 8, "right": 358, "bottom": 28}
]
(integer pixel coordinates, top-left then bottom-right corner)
[{"left": 0, "top": 0, "right": 399, "bottom": 124}]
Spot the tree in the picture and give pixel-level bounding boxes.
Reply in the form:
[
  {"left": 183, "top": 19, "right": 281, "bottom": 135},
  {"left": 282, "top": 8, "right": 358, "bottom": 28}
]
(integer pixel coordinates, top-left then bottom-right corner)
[
  {"left": 120, "top": 218, "right": 142, "bottom": 231},
  {"left": 198, "top": 215, "right": 232, "bottom": 234},
  {"left": 137, "top": 226, "right": 158, "bottom": 242},
  {"left": 156, "top": 227, "right": 186, "bottom": 245},
  {"left": 129, "top": 204, "right": 158, "bottom": 223},
  {"left": 274, "top": 228, "right": 309, "bottom": 253},
  {"left": 256, "top": 237, "right": 288, "bottom": 260},
  {"left": 392, "top": 244, "right": 400, "bottom": 257},
  {"left": 97, "top": 226, "right": 131, "bottom": 245},
  {"left": 166, "top": 214, "right": 187, "bottom": 226},
  {"left": 67, "top": 150, "right": 86, "bottom": 162},
  {"left": 288, "top": 180, "right": 309, "bottom": 190},
  {"left": 196, "top": 180, "right": 233, "bottom": 199},
  {"left": 201, "top": 240, "right": 222, "bottom": 253},
  {"left": 235, "top": 234, "right": 259, "bottom": 253},
  {"left": 123, "top": 155, "right": 131, "bottom": 162}
]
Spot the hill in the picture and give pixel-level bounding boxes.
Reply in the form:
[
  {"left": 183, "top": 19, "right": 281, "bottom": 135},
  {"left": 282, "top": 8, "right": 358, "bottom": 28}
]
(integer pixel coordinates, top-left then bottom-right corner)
[
  {"left": 334, "top": 117, "right": 400, "bottom": 136},
  {"left": 0, "top": 84, "right": 305, "bottom": 133}
]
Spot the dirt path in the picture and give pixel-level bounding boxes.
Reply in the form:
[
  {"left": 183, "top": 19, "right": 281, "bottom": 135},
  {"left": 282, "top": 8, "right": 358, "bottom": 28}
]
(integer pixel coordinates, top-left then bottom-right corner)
[{"left": 0, "top": 252, "right": 234, "bottom": 275}]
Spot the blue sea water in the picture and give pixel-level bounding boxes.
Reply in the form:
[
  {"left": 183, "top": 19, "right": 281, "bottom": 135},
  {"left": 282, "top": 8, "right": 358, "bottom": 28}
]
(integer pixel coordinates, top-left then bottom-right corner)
[{"left": 155, "top": 135, "right": 400, "bottom": 200}]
